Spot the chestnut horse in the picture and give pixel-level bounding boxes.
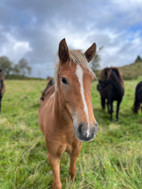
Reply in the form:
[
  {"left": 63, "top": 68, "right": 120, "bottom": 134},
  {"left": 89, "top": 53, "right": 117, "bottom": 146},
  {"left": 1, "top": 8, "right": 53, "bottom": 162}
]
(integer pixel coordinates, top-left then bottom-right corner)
[
  {"left": 0, "top": 69, "right": 5, "bottom": 113},
  {"left": 38, "top": 39, "right": 98, "bottom": 189}
]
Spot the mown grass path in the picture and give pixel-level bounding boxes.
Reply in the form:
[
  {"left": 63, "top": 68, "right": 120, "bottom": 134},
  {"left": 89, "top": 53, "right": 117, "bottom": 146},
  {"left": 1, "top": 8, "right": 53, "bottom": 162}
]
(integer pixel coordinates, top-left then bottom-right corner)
[{"left": 0, "top": 78, "right": 142, "bottom": 189}]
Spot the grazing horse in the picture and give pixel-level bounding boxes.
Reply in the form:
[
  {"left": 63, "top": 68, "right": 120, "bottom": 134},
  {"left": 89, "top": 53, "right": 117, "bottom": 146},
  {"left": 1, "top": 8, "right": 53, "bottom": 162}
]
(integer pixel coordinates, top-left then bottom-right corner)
[
  {"left": 133, "top": 81, "right": 142, "bottom": 113},
  {"left": 38, "top": 39, "right": 98, "bottom": 189},
  {"left": 0, "top": 69, "right": 5, "bottom": 113},
  {"left": 40, "top": 78, "right": 54, "bottom": 102},
  {"left": 97, "top": 67, "right": 124, "bottom": 121}
]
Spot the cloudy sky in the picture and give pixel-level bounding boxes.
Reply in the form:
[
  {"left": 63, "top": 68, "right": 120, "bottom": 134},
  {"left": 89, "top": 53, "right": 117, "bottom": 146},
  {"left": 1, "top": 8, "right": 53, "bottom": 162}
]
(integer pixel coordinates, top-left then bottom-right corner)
[{"left": 0, "top": 0, "right": 142, "bottom": 78}]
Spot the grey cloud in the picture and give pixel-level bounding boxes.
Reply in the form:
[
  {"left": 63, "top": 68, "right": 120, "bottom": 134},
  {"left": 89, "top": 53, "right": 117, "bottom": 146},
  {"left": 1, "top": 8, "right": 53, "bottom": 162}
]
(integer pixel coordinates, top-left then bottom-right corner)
[{"left": 0, "top": 0, "right": 142, "bottom": 78}]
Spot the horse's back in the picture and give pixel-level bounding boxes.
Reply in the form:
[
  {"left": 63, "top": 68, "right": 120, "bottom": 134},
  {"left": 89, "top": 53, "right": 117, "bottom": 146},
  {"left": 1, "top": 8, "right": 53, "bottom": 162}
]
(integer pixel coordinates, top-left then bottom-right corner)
[
  {"left": 42, "top": 85, "right": 55, "bottom": 102},
  {"left": 40, "top": 78, "right": 54, "bottom": 101}
]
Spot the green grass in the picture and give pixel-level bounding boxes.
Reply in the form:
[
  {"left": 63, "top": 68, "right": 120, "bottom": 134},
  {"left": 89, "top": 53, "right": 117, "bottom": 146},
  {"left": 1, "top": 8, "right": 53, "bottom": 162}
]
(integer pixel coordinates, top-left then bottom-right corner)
[{"left": 0, "top": 77, "right": 142, "bottom": 189}]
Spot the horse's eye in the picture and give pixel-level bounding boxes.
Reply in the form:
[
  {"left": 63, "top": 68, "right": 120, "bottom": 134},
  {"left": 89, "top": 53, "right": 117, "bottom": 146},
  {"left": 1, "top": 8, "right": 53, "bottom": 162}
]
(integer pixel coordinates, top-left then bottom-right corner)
[{"left": 61, "top": 77, "right": 68, "bottom": 85}]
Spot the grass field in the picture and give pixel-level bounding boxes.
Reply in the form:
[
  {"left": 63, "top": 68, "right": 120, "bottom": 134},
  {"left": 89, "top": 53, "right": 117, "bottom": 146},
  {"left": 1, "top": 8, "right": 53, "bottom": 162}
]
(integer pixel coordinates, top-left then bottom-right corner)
[{"left": 0, "top": 77, "right": 142, "bottom": 189}]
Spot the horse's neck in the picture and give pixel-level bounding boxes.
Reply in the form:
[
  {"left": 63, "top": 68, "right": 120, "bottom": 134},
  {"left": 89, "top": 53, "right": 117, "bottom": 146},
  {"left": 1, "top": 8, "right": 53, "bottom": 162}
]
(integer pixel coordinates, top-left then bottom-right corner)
[
  {"left": 54, "top": 92, "right": 72, "bottom": 126},
  {"left": 110, "top": 72, "right": 123, "bottom": 88}
]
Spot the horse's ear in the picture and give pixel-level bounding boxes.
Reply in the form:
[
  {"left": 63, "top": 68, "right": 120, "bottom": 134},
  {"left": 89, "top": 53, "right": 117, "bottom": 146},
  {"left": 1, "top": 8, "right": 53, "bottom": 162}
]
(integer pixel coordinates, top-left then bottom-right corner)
[
  {"left": 84, "top": 43, "right": 96, "bottom": 62},
  {"left": 58, "top": 38, "right": 69, "bottom": 63}
]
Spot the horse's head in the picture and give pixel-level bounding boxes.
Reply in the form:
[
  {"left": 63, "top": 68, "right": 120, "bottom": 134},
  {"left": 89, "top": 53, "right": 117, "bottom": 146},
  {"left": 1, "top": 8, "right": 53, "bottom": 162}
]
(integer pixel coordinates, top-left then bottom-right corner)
[
  {"left": 100, "top": 67, "right": 112, "bottom": 81},
  {"left": 97, "top": 80, "right": 106, "bottom": 91},
  {"left": 55, "top": 38, "right": 98, "bottom": 142}
]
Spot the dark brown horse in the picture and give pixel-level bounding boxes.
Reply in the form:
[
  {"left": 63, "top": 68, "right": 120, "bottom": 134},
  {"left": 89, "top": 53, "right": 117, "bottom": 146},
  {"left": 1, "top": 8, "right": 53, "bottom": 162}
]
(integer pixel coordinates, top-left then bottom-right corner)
[
  {"left": 133, "top": 81, "right": 142, "bottom": 113},
  {"left": 40, "top": 78, "right": 54, "bottom": 102},
  {"left": 97, "top": 67, "right": 124, "bottom": 121},
  {"left": 38, "top": 39, "right": 98, "bottom": 189},
  {"left": 0, "top": 69, "right": 5, "bottom": 113}
]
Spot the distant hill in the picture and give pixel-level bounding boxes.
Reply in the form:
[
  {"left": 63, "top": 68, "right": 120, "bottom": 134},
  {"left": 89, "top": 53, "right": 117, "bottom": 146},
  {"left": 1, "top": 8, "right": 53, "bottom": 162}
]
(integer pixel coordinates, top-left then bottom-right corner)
[{"left": 119, "top": 56, "right": 142, "bottom": 80}]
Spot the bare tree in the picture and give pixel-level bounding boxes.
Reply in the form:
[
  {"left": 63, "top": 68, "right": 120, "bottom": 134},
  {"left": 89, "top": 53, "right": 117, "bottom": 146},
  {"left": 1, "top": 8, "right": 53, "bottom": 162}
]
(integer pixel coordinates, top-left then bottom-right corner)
[
  {"left": 17, "top": 58, "right": 31, "bottom": 76},
  {"left": 90, "top": 47, "right": 103, "bottom": 73}
]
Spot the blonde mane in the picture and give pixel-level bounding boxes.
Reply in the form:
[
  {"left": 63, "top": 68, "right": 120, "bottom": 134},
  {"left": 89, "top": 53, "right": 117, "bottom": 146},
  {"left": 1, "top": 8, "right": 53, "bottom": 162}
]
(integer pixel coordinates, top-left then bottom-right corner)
[{"left": 54, "top": 50, "right": 95, "bottom": 90}]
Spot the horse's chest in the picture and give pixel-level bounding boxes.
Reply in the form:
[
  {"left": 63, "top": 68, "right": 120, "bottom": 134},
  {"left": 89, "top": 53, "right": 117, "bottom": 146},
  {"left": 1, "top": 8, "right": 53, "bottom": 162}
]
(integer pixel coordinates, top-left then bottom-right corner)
[
  {"left": 65, "top": 136, "right": 79, "bottom": 153},
  {"left": 65, "top": 144, "right": 73, "bottom": 153}
]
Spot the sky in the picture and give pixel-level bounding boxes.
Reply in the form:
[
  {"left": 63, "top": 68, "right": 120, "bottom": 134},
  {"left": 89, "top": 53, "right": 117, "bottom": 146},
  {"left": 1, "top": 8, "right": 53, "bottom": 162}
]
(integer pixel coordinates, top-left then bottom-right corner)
[{"left": 0, "top": 0, "right": 142, "bottom": 78}]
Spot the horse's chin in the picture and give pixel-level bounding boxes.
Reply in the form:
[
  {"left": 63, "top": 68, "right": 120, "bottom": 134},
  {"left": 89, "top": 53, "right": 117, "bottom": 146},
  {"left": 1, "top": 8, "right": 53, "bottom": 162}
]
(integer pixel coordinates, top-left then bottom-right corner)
[{"left": 75, "top": 132, "right": 96, "bottom": 142}]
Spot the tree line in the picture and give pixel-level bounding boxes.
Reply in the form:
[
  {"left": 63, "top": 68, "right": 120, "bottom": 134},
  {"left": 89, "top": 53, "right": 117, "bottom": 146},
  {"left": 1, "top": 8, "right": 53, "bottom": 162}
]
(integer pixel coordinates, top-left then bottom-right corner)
[
  {"left": 0, "top": 56, "right": 31, "bottom": 79},
  {"left": 0, "top": 47, "right": 103, "bottom": 79}
]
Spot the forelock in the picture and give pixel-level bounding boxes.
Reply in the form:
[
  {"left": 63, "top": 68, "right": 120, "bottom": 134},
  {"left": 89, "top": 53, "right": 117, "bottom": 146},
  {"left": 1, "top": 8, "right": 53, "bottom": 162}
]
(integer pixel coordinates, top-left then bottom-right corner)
[{"left": 54, "top": 50, "right": 95, "bottom": 91}]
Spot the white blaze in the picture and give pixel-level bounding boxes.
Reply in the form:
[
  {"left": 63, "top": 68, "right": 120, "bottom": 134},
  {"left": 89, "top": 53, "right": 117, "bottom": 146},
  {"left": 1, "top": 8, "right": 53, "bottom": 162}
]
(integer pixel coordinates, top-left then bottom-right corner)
[{"left": 76, "top": 65, "right": 90, "bottom": 136}]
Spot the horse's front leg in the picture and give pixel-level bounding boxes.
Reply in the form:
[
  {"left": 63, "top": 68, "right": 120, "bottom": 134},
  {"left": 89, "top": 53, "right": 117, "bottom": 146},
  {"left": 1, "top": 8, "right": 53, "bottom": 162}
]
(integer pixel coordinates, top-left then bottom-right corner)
[
  {"left": 101, "top": 96, "right": 105, "bottom": 110},
  {"left": 110, "top": 100, "right": 113, "bottom": 121},
  {"left": 68, "top": 142, "right": 81, "bottom": 182},
  {"left": 48, "top": 153, "right": 62, "bottom": 189},
  {"left": 107, "top": 99, "right": 110, "bottom": 113},
  {"left": 116, "top": 100, "right": 121, "bottom": 121}
]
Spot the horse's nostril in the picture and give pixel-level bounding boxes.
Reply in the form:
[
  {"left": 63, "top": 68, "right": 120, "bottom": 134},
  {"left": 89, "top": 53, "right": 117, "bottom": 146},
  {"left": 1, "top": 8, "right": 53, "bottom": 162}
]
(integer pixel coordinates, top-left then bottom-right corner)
[
  {"left": 91, "top": 132, "right": 94, "bottom": 137},
  {"left": 78, "top": 123, "right": 83, "bottom": 134},
  {"left": 95, "top": 123, "right": 98, "bottom": 127}
]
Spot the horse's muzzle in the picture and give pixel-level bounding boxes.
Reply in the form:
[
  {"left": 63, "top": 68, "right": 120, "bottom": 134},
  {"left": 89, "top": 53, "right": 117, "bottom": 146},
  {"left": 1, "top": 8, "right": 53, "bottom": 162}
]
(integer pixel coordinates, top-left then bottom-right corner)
[{"left": 76, "top": 122, "right": 98, "bottom": 142}]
